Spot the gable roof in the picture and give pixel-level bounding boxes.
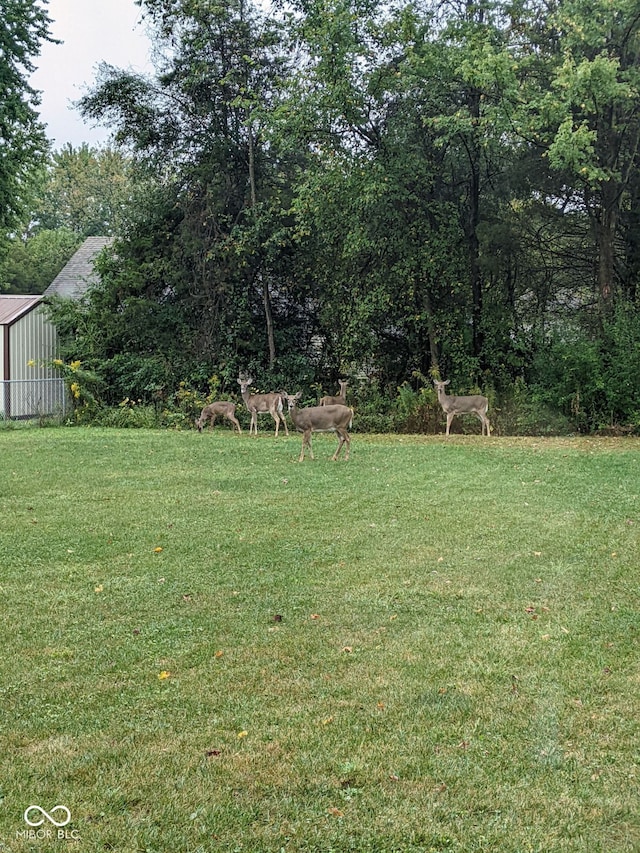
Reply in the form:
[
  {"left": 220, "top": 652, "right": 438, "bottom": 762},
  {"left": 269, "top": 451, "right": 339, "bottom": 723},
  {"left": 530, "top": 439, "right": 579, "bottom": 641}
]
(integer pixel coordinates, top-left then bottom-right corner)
[
  {"left": 44, "top": 236, "right": 113, "bottom": 299},
  {"left": 0, "top": 295, "right": 42, "bottom": 326}
]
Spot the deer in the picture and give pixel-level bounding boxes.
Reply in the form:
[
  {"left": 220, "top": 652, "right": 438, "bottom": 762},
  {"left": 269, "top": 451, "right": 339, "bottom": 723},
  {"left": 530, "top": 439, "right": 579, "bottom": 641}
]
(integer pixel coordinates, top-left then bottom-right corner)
[
  {"left": 237, "top": 375, "right": 288, "bottom": 437},
  {"left": 320, "top": 379, "right": 349, "bottom": 406},
  {"left": 284, "top": 391, "right": 352, "bottom": 461},
  {"left": 433, "top": 379, "right": 491, "bottom": 437},
  {"left": 196, "top": 401, "right": 242, "bottom": 434}
]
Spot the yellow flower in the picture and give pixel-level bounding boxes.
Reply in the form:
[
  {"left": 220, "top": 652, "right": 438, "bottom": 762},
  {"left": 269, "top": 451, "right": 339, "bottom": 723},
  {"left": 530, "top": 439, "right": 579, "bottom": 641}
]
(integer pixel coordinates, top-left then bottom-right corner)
[
  {"left": 70, "top": 382, "right": 81, "bottom": 399},
  {"left": 27, "top": 359, "right": 36, "bottom": 368},
  {"left": 158, "top": 670, "right": 171, "bottom": 680},
  {"left": 70, "top": 360, "right": 82, "bottom": 371},
  {"left": 53, "top": 358, "right": 64, "bottom": 366}
]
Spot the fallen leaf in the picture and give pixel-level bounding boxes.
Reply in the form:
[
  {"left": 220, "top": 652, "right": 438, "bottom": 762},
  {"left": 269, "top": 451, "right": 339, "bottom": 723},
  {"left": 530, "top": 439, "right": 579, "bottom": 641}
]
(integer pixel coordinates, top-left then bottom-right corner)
[
  {"left": 206, "top": 749, "right": 221, "bottom": 757},
  {"left": 237, "top": 730, "right": 248, "bottom": 739},
  {"left": 321, "top": 716, "right": 334, "bottom": 725},
  {"left": 341, "top": 646, "right": 353, "bottom": 653},
  {"left": 154, "top": 547, "right": 163, "bottom": 553},
  {"left": 158, "top": 670, "right": 171, "bottom": 680},
  {"left": 214, "top": 650, "right": 224, "bottom": 658},
  {"left": 94, "top": 584, "right": 103, "bottom": 593},
  {"left": 327, "top": 807, "right": 344, "bottom": 817},
  {"left": 310, "top": 614, "right": 320, "bottom": 620}
]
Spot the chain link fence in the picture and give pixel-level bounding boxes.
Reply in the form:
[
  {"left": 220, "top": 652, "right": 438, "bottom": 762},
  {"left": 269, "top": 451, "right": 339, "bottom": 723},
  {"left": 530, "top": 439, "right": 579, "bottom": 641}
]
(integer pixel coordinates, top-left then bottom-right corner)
[{"left": 1, "top": 379, "right": 70, "bottom": 421}]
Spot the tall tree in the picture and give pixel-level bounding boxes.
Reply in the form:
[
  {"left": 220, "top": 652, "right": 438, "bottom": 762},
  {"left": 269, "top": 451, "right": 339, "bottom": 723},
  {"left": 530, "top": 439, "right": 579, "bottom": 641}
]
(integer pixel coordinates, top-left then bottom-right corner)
[
  {"left": 523, "top": 0, "right": 640, "bottom": 312},
  {"left": 0, "top": 0, "right": 53, "bottom": 239},
  {"left": 76, "top": 0, "right": 299, "bottom": 378}
]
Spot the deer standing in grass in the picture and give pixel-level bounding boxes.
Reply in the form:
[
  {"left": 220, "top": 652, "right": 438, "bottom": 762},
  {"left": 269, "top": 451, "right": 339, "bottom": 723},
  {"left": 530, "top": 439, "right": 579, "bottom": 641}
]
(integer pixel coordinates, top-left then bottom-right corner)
[
  {"left": 237, "top": 375, "right": 288, "bottom": 437},
  {"left": 433, "top": 379, "right": 491, "bottom": 437},
  {"left": 285, "top": 392, "right": 352, "bottom": 461},
  {"left": 320, "top": 379, "right": 348, "bottom": 406},
  {"left": 196, "top": 402, "right": 242, "bottom": 434}
]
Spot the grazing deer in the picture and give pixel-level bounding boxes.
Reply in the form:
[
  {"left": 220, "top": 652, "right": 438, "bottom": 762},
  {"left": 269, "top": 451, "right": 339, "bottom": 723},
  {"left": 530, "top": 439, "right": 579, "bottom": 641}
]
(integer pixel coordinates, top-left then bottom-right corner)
[
  {"left": 285, "top": 391, "right": 352, "bottom": 461},
  {"left": 196, "top": 401, "right": 242, "bottom": 434},
  {"left": 237, "top": 375, "right": 288, "bottom": 437},
  {"left": 320, "top": 379, "right": 349, "bottom": 406},
  {"left": 433, "top": 379, "right": 491, "bottom": 436}
]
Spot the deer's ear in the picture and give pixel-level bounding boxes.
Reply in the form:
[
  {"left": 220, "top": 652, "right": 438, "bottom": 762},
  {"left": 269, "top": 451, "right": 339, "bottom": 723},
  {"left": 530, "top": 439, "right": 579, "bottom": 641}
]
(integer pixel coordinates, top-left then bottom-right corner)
[{"left": 444, "top": 379, "right": 450, "bottom": 386}]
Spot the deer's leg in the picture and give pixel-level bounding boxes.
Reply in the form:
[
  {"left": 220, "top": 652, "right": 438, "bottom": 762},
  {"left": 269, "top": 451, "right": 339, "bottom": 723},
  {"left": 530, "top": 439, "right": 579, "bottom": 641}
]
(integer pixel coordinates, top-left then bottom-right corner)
[
  {"left": 250, "top": 412, "right": 258, "bottom": 435},
  {"left": 230, "top": 415, "right": 242, "bottom": 433},
  {"left": 281, "top": 413, "right": 289, "bottom": 436},
  {"left": 332, "top": 429, "right": 350, "bottom": 460},
  {"left": 446, "top": 413, "right": 454, "bottom": 436},
  {"left": 300, "top": 429, "right": 313, "bottom": 461}
]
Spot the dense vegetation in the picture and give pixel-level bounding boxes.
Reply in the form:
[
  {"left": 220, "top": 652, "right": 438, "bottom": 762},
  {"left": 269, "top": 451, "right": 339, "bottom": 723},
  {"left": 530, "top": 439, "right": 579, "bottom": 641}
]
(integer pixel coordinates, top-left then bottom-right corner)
[{"left": 3, "top": 0, "right": 640, "bottom": 432}]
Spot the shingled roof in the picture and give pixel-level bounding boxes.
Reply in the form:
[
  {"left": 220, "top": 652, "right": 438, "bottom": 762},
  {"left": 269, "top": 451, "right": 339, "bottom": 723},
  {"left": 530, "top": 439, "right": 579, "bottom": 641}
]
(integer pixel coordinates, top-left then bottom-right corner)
[{"left": 44, "top": 236, "right": 113, "bottom": 299}]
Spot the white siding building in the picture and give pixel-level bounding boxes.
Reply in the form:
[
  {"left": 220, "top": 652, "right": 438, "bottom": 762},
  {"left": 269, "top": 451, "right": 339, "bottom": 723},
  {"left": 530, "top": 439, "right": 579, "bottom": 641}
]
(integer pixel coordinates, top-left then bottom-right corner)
[{"left": 0, "top": 296, "right": 65, "bottom": 419}]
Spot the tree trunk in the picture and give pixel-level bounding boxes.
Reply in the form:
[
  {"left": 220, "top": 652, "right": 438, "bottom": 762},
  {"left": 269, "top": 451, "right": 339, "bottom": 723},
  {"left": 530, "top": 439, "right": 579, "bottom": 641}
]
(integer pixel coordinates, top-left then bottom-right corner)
[
  {"left": 594, "top": 178, "right": 618, "bottom": 312},
  {"left": 248, "top": 118, "right": 276, "bottom": 368}
]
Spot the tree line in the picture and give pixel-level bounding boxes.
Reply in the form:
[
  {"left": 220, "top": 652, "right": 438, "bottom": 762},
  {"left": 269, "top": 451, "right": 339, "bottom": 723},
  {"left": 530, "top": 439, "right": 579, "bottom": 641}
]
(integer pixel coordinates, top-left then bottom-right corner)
[{"left": 3, "top": 0, "right": 640, "bottom": 432}]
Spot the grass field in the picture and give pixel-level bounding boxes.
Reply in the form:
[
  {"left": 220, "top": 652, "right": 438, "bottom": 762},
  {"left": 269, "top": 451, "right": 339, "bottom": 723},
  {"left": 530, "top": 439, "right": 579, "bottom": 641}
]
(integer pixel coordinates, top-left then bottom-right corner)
[{"left": 0, "top": 426, "right": 638, "bottom": 853}]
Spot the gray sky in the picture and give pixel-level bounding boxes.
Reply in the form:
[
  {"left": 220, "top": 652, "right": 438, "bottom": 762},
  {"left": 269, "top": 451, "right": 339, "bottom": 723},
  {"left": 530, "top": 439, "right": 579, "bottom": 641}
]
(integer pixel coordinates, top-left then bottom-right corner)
[{"left": 30, "top": 0, "right": 154, "bottom": 148}]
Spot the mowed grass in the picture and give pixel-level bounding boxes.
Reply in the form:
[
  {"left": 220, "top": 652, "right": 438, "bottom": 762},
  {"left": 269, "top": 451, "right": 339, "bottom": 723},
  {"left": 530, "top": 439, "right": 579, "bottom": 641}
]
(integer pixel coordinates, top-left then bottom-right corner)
[{"left": 0, "top": 427, "right": 638, "bottom": 853}]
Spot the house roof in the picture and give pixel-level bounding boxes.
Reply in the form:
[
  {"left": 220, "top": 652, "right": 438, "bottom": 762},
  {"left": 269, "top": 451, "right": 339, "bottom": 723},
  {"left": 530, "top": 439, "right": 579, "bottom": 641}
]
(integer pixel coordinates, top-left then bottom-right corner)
[
  {"left": 0, "top": 295, "right": 42, "bottom": 326},
  {"left": 44, "top": 236, "right": 113, "bottom": 299}
]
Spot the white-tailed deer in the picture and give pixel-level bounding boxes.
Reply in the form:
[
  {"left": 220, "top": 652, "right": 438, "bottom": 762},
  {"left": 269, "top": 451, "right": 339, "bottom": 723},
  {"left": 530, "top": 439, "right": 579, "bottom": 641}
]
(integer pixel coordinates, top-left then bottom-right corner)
[
  {"left": 285, "top": 391, "right": 352, "bottom": 461},
  {"left": 196, "top": 402, "right": 242, "bottom": 434},
  {"left": 320, "top": 379, "right": 348, "bottom": 406},
  {"left": 433, "top": 379, "right": 491, "bottom": 436},
  {"left": 237, "top": 375, "right": 288, "bottom": 437}
]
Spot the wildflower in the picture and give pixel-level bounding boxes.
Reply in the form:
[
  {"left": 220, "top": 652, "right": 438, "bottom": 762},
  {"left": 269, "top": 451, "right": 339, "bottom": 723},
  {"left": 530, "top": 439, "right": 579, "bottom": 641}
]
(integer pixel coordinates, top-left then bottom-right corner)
[
  {"left": 53, "top": 358, "right": 64, "bottom": 366},
  {"left": 70, "top": 382, "right": 81, "bottom": 399},
  {"left": 27, "top": 359, "right": 36, "bottom": 367},
  {"left": 70, "top": 360, "right": 82, "bottom": 371}
]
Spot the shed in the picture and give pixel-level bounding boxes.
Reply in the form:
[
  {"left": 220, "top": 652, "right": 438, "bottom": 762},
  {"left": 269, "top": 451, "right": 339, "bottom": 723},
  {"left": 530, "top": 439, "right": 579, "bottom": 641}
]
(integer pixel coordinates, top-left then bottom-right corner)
[
  {"left": 1, "top": 236, "right": 112, "bottom": 419},
  {"left": 0, "top": 295, "right": 63, "bottom": 418}
]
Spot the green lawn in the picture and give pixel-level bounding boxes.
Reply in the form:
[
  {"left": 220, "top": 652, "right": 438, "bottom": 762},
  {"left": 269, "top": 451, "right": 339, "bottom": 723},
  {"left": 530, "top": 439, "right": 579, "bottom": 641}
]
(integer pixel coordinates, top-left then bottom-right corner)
[{"left": 1, "top": 427, "right": 638, "bottom": 852}]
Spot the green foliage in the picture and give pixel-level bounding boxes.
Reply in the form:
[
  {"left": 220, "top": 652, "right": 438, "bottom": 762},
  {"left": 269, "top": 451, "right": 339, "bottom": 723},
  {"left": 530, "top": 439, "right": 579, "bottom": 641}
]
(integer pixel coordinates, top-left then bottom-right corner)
[
  {"left": 529, "top": 305, "right": 640, "bottom": 433},
  {"left": 17, "top": 0, "right": 640, "bottom": 433},
  {"left": 0, "top": 228, "right": 79, "bottom": 293},
  {"left": 34, "top": 144, "right": 136, "bottom": 237},
  {"left": 0, "top": 0, "right": 52, "bottom": 238}
]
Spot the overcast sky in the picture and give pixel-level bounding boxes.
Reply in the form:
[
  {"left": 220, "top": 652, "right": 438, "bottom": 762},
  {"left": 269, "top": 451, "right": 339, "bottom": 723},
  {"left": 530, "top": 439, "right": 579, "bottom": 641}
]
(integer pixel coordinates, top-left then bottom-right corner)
[{"left": 30, "top": 0, "right": 154, "bottom": 149}]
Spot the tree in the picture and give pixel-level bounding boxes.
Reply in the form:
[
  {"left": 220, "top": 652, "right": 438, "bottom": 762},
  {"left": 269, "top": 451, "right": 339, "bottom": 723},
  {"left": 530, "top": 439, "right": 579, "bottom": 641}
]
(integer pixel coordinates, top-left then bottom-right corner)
[
  {"left": 0, "top": 228, "right": 79, "bottom": 293},
  {"left": 77, "top": 0, "right": 300, "bottom": 376},
  {"left": 34, "top": 144, "right": 136, "bottom": 237},
  {"left": 0, "top": 0, "right": 53, "bottom": 239},
  {"left": 520, "top": 0, "right": 640, "bottom": 312}
]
